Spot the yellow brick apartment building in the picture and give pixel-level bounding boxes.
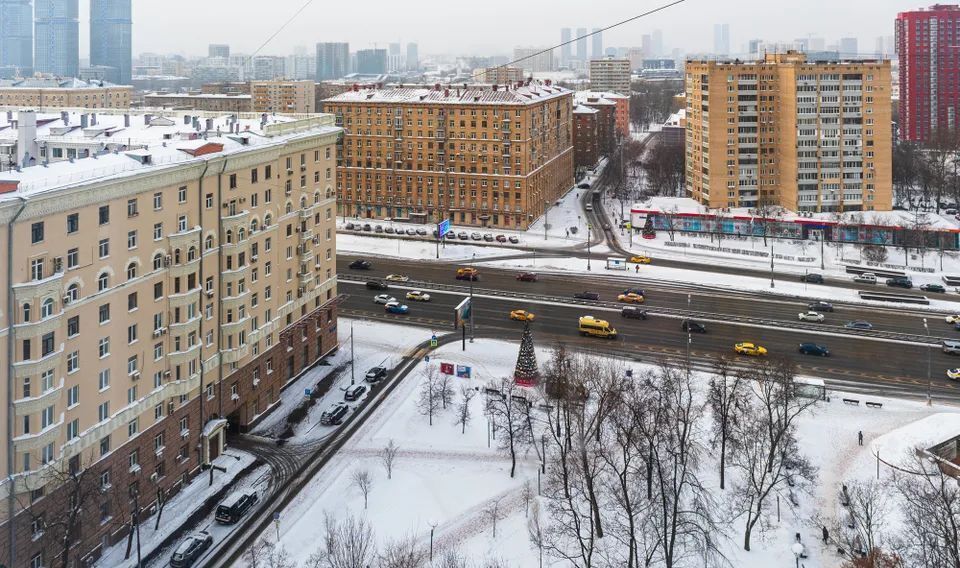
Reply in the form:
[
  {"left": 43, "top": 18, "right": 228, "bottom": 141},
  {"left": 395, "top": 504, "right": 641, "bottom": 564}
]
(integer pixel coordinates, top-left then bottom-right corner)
[
  {"left": 324, "top": 81, "right": 574, "bottom": 229},
  {"left": 685, "top": 52, "right": 892, "bottom": 212}
]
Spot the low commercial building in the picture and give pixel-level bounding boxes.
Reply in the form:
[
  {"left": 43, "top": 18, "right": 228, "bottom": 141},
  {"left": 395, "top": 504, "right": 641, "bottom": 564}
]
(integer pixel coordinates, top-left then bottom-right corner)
[{"left": 0, "top": 77, "right": 132, "bottom": 109}]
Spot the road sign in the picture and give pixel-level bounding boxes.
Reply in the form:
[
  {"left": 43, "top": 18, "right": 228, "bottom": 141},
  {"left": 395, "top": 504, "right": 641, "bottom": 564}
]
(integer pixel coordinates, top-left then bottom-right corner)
[
  {"left": 273, "top": 511, "right": 280, "bottom": 522},
  {"left": 304, "top": 388, "right": 312, "bottom": 398},
  {"left": 430, "top": 334, "right": 438, "bottom": 348},
  {"left": 454, "top": 297, "right": 472, "bottom": 329},
  {"left": 425, "top": 355, "right": 430, "bottom": 363},
  {"left": 438, "top": 219, "right": 451, "bottom": 238}
]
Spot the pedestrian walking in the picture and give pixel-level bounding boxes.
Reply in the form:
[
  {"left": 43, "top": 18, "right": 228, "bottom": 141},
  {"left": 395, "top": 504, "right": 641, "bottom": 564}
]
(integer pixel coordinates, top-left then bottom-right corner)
[
  {"left": 858, "top": 431, "right": 863, "bottom": 446},
  {"left": 635, "top": 265, "right": 639, "bottom": 273},
  {"left": 822, "top": 526, "right": 829, "bottom": 544}
]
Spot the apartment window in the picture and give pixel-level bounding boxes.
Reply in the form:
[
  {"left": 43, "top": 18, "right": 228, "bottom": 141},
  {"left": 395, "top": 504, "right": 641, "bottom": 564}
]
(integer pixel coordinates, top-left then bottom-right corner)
[
  {"left": 30, "top": 222, "right": 44, "bottom": 244},
  {"left": 177, "top": 186, "right": 187, "bottom": 203},
  {"left": 100, "top": 470, "right": 111, "bottom": 490},
  {"left": 265, "top": 164, "right": 272, "bottom": 179},
  {"left": 98, "top": 369, "right": 110, "bottom": 390},
  {"left": 229, "top": 173, "right": 237, "bottom": 189},
  {"left": 206, "top": 384, "right": 214, "bottom": 400},
  {"left": 127, "top": 292, "right": 139, "bottom": 311},
  {"left": 98, "top": 337, "right": 110, "bottom": 358},
  {"left": 153, "top": 223, "right": 163, "bottom": 240},
  {"left": 98, "top": 205, "right": 110, "bottom": 225},
  {"left": 66, "top": 419, "right": 79, "bottom": 440},
  {"left": 99, "top": 303, "right": 110, "bottom": 323},
  {"left": 128, "top": 419, "right": 138, "bottom": 437},
  {"left": 180, "top": 416, "right": 188, "bottom": 433},
  {"left": 154, "top": 282, "right": 163, "bottom": 300},
  {"left": 127, "top": 230, "right": 138, "bottom": 249},
  {"left": 155, "top": 404, "right": 163, "bottom": 420},
  {"left": 41, "top": 369, "right": 53, "bottom": 392},
  {"left": 153, "top": 192, "right": 162, "bottom": 209},
  {"left": 99, "top": 434, "right": 110, "bottom": 455},
  {"left": 67, "top": 350, "right": 79, "bottom": 373},
  {"left": 98, "top": 238, "right": 109, "bottom": 258},
  {"left": 66, "top": 213, "right": 79, "bottom": 234},
  {"left": 127, "top": 199, "right": 138, "bottom": 217},
  {"left": 30, "top": 258, "right": 43, "bottom": 281},
  {"left": 41, "top": 443, "right": 54, "bottom": 464},
  {"left": 67, "top": 316, "right": 79, "bottom": 337},
  {"left": 154, "top": 342, "right": 163, "bottom": 360},
  {"left": 127, "top": 385, "right": 138, "bottom": 404},
  {"left": 177, "top": 215, "right": 187, "bottom": 232},
  {"left": 154, "top": 433, "right": 164, "bottom": 451},
  {"left": 41, "top": 333, "right": 54, "bottom": 357},
  {"left": 128, "top": 449, "right": 139, "bottom": 469},
  {"left": 67, "top": 385, "right": 79, "bottom": 407},
  {"left": 97, "top": 273, "right": 109, "bottom": 292},
  {"left": 41, "top": 406, "right": 54, "bottom": 429},
  {"left": 127, "top": 324, "right": 138, "bottom": 344},
  {"left": 127, "top": 356, "right": 138, "bottom": 375},
  {"left": 66, "top": 247, "right": 78, "bottom": 269}
]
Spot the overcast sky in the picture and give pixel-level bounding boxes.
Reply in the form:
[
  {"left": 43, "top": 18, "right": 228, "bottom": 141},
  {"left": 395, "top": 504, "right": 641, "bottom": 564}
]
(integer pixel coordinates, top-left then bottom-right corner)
[{"left": 79, "top": 0, "right": 906, "bottom": 58}]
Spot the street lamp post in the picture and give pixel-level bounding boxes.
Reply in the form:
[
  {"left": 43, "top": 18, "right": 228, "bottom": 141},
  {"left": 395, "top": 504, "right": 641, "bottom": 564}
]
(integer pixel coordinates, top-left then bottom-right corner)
[
  {"left": 770, "top": 243, "right": 775, "bottom": 288},
  {"left": 350, "top": 321, "right": 355, "bottom": 385},
  {"left": 429, "top": 522, "right": 437, "bottom": 562},
  {"left": 470, "top": 253, "right": 475, "bottom": 343},
  {"left": 686, "top": 294, "right": 692, "bottom": 379},
  {"left": 924, "top": 318, "right": 932, "bottom": 406},
  {"left": 587, "top": 224, "right": 592, "bottom": 271}
]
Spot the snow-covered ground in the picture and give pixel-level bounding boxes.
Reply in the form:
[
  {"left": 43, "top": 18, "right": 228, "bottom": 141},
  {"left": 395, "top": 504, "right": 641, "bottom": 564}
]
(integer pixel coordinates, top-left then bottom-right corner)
[
  {"left": 243, "top": 320, "right": 959, "bottom": 568},
  {"left": 95, "top": 451, "right": 259, "bottom": 568}
]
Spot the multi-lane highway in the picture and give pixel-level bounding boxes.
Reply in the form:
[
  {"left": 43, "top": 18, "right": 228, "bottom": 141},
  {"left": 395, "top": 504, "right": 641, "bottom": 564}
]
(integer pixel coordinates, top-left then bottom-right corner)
[{"left": 339, "top": 255, "right": 960, "bottom": 402}]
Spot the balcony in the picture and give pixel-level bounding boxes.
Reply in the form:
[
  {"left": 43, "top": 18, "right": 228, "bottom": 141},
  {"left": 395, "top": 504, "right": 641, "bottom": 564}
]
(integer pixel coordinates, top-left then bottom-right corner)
[
  {"left": 299, "top": 270, "right": 315, "bottom": 287},
  {"left": 169, "top": 256, "right": 201, "bottom": 279},
  {"left": 220, "top": 315, "right": 250, "bottom": 336},
  {"left": 13, "top": 312, "right": 63, "bottom": 342},
  {"left": 222, "top": 210, "right": 250, "bottom": 233},
  {"left": 167, "top": 227, "right": 201, "bottom": 250},
  {"left": 220, "top": 344, "right": 250, "bottom": 365},
  {"left": 12, "top": 346, "right": 63, "bottom": 379},
  {"left": 12, "top": 271, "right": 64, "bottom": 304},
  {"left": 168, "top": 343, "right": 201, "bottom": 366},
  {"left": 14, "top": 418, "right": 64, "bottom": 452},
  {"left": 14, "top": 378, "right": 64, "bottom": 417},
  {"left": 168, "top": 287, "right": 201, "bottom": 309},
  {"left": 221, "top": 290, "right": 250, "bottom": 311}
]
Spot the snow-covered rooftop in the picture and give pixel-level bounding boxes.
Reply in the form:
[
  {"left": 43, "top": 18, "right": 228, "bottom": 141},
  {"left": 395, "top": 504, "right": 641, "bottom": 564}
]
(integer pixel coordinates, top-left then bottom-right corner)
[
  {"left": 871, "top": 413, "right": 960, "bottom": 468},
  {"left": 574, "top": 91, "right": 617, "bottom": 106},
  {"left": 144, "top": 92, "right": 252, "bottom": 100},
  {"left": 573, "top": 104, "right": 599, "bottom": 115},
  {"left": 0, "top": 77, "right": 125, "bottom": 90},
  {"left": 324, "top": 81, "right": 571, "bottom": 106},
  {"left": 0, "top": 110, "right": 339, "bottom": 200}
]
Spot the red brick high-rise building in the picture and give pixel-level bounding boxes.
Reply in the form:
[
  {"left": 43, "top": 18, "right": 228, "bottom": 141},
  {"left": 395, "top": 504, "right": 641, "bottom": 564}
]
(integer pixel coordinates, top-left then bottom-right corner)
[{"left": 896, "top": 4, "right": 960, "bottom": 142}]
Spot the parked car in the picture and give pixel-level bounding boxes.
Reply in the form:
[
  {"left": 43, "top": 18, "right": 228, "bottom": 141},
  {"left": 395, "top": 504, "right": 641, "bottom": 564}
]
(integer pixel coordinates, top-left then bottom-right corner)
[
  {"left": 406, "top": 290, "right": 431, "bottom": 302},
  {"left": 516, "top": 272, "right": 539, "bottom": 282},
  {"left": 456, "top": 267, "right": 480, "bottom": 281},
  {"left": 621, "top": 307, "right": 648, "bottom": 320},
  {"left": 798, "top": 311, "right": 825, "bottom": 323},
  {"left": 483, "top": 234, "right": 495, "bottom": 242},
  {"left": 384, "top": 226, "right": 395, "bottom": 234},
  {"left": 457, "top": 231, "right": 469, "bottom": 240},
  {"left": 574, "top": 291, "right": 600, "bottom": 300},
  {"left": 362, "top": 223, "right": 372, "bottom": 231},
  {"left": 215, "top": 491, "right": 258, "bottom": 524},
  {"left": 416, "top": 228, "right": 428, "bottom": 236},
  {"left": 349, "top": 259, "right": 372, "bottom": 270},
  {"left": 365, "top": 281, "right": 389, "bottom": 291},
  {"left": 942, "top": 339, "right": 960, "bottom": 355},
  {"left": 405, "top": 228, "right": 417, "bottom": 236},
  {"left": 807, "top": 301, "right": 835, "bottom": 312},
  {"left": 799, "top": 343, "right": 830, "bottom": 357},
  {"left": 845, "top": 320, "right": 874, "bottom": 330},
  {"left": 496, "top": 234, "right": 508, "bottom": 243},
  {"left": 946, "top": 315, "right": 960, "bottom": 324},
  {"left": 578, "top": 182, "right": 591, "bottom": 189},
  {"left": 345, "top": 222, "right": 355, "bottom": 230},
  {"left": 344, "top": 384, "right": 367, "bottom": 401},
  {"left": 853, "top": 272, "right": 877, "bottom": 284},
  {"left": 800, "top": 273, "right": 824, "bottom": 284},
  {"left": 169, "top": 531, "right": 214, "bottom": 568},
  {"left": 365, "top": 366, "right": 387, "bottom": 383},
  {"left": 384, "top": 301, "right": 410, "bottom": 314},
  {"left": 508, "top": 236, "right": 520, "bottom": 244},
  {"left": 470, "top": 232, "right": 483, "bottom": 241},
  {"left": 374, "top": 225, "right": 384, "bottom": 233},
  {"left": 373, "top": 294, "right": 396, "bottom": 305},
  {"left": 320, "top": 403, "right": 350, "bottom": 425},
  {"left": 681, "top": 320, "right": 707, "bottom": 333},
  {"left": 921, "top": 283, "right": 947, "bottom": 293},
  {"left": 886, "top": 276, "right": 914, "bottom": 289}
]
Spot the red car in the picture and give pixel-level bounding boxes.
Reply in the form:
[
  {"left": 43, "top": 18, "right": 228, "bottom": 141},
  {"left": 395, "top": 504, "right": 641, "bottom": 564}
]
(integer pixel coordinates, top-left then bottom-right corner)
[{"left": 516, "top": 272, "right": 538, "bottom": 282}]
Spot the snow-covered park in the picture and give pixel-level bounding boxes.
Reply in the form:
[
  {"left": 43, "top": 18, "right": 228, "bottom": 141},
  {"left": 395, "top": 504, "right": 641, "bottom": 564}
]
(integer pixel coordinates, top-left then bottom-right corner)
[{"left": 239, "top": 320, "right": 960, "bottom": 568}]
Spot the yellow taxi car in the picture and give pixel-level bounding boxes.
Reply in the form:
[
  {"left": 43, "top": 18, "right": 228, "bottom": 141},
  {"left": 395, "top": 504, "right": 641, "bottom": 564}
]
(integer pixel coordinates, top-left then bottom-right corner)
[
  {"left": 405, "top": 290, "right": 431, "bottom": 302},
  {"left": 630, "top": 255, "right": 652, "bottom": 264},
  {"left": 509, "top": 310, "right": 535, "bottom": 322},
  {"left": 948, "top": 368, "right": 960, "bottom": 381},
  {"left": 946, "top": 315, "right": 960, "bottom": 324},
  {"left": 617, "top": 292, "right": 645, "bottom": 304},
  {"left": 734, "top": 342, "right": 768, "bottom": 356}
]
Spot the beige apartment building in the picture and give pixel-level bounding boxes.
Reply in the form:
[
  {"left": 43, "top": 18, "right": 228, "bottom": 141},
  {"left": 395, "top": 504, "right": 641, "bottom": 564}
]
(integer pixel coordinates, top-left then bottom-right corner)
[
  {"left": 589, "top": 59, "right": 632, "bottom": 95},
  {"left": 143, "top": 92, "right": 254, "bottom": 113},
  {"left": 323, "top": 81, "right": 574, "bottom": 229},
  {"left": 0, "top": 78, "right": 132, "bottom": 110},
  {"left": 0, "top": 109, "right": 341, "bottom": 567},
  {"left": 473, "top": 66, "right": 524, "bottom": 84},
  {"left": 251, "top": 80, "right": 317, "bottom": 114},
  {"left": 685, "top": 51, "right": 892, "bottom": 212}
]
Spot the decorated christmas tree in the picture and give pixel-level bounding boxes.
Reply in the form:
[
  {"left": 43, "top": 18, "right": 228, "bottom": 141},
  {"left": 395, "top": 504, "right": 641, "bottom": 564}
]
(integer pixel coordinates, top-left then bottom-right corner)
[{"left": 514, "top": 322, "right": 540, "bottom": 386}]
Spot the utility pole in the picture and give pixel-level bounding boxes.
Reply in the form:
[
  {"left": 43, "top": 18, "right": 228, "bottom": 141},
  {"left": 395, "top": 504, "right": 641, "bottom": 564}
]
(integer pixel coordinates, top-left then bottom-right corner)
[
  {"left": 350, "top": 321, "right": 355, "bottom": 384},
  {"left": 587, "top": 224, "right": 592, "bottom": 271},
  {"left": 770, "top": 243, "right": 775, "bottom": 288},
  {"left": 469, "top": 253, "right": 475, "bottom": 342},
  {"left": 544, "top": 201, "right": 548, "bottom": 241},
  {"left": 686, "top": 294, "right": 692, "bottom": 380},
  {"left": 924, "top": 318, "right": 931, "bottom": 406}
]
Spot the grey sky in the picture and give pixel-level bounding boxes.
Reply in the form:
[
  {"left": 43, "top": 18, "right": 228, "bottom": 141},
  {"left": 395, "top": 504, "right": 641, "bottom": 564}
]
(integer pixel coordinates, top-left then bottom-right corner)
[{"left": 80, "top": 0, "right": 906, "bottom": 58}]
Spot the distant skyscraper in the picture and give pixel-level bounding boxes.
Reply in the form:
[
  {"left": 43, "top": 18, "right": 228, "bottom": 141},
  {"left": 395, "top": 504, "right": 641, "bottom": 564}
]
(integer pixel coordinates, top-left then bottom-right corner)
[
  {"left": 713, "top": 23, "right": 730, "bottom": 56},
  {"left": 809, "top": 36, "right": 825, "bottom": 51},
  {"left": 389, "top": 42, "right": 401, "bottom": 56},
  {"left": 576, "top": 27, "right": 588, "bottom": 61},
  {"left": 591, "top": 28, "right": 603, "bottom": 59},
  {"left": 652, "top": 30, "right": 663, "bottom": 58},
  {"left": 35, "top": 0, "right": 79, "bottom": 77},
  {"left": 0, "top": 0, "right": 33, "bottom": 77},
  {"left": 641, "top": 34, "right": 652, "bottom": 56},
  {"left": 316, "top": 42, "right": 348, "bottom": 80},
  {"left": 747, "top": 39, "right": 762, "bottom": 56},
  {"left": 560, "top": 28, "right": 572, "bottom": 66},
  {"left": 356, "top": 48, "right": 387, "bottom": 74},
  {"left": 90, "top": 0, "right": 131, "bottom": 84},
  {"left": 839, "top": 37, "right": 858, "bottom": 57},
  {"left": 208, "top": 44, "right": 230, "bottom": 59},
  {"left": 406, "top": 42, "right": 418, "bottom": 71}
]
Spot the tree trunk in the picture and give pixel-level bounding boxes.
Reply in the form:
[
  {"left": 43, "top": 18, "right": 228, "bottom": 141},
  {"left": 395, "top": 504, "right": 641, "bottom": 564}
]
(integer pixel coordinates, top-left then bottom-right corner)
[
  {"left": 719, "top": 432, "right": 726, "bottom": 490},
  {"left": 508, "top": 432, "right": 517, "bottom": 478},
  {"left": 580, "top": 447, "right": 604, "bottom": 538}
]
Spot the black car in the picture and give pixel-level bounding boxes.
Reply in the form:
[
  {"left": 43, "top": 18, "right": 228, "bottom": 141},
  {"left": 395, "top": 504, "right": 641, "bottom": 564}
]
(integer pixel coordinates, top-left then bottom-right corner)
[
  {"left": 516, "top": 272, "right": 539, "bottom": 282},
  {"left": 800, "top": 273, "right": 824, "bottom": 284},
  {"left": 215, "top": 491, "right": 258, "bottom": 524},
  {"left": 170, "top": 531, "right": 214, "bottom": 568},
  {"left": 799, "top": 343, "right": 830, "bottom": 356},
  {"left": 574, "top": 291, "right": 600, "bottom": 300},
  {"left": 921, "top": 283, "right": 947, "bottom": 293},
  {"left": 845, "top": 320, "right": 874, "bottom": 331},
  {"left": 807, "top": 301, "right": 834, "bottom": 313},
  {"left": 365, "top": 281, "right": 389, "bottom": 291},
  {"left": 349, "top": 259, "right": 372, "bottom": 270},
  {"left": 345, "top": 222, "right": 355, "bottom": 230},
  {"left": 416, "top": 228, "right": 428, "bottom": 236},
  {"left": 344, "top": 384, "right": 368, "bottom": 401},
  {"left": 622, "top": 288, "right": 645, "bottom": 297},
  {"left": 886, "top": 276, "right": 913, "bottom": 289},
  {"left": 577, "top": 182, "right": 591, "bottom": 189},
  {"left": 365, "top": 366, "right": 388, "bottom": 383},
  {"left": 362, "top": 223, "right": 372, "bottom": 231},
  {"left": 320, "top": 403, "right": 350, "bottom": 425},
  {"left": 681, "top": 320, "right": 707, "bottom": 333},
  {"left": 621, "top": 307, "right": 648, "bottom": 320}
]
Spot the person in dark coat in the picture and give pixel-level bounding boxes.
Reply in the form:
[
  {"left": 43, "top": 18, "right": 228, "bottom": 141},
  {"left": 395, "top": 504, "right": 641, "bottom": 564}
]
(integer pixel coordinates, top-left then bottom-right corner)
[
  {"left": 858, "top": 431, "right": 863, "bottom": 446},
  {"left": 822, "top": 526, "right": 829, "bottom": 543}
]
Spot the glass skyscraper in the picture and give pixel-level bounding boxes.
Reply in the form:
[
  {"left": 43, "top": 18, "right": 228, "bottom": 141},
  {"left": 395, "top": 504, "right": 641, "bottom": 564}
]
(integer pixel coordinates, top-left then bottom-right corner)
[
  {"left": 34, "top": 0, "right": 79, "bottom": 78},
  {"left": 90, "top": 0, "right": 131, "bottom": 84},
  {"left": 0, "top": 0, "right": 33, "bottom": 78}
]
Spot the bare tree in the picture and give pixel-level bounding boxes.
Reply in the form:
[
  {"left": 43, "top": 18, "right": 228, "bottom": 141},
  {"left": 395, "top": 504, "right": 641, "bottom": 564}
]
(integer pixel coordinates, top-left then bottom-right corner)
[
  {"left": 305, "top": 513, "right": 377, "bottom": 568},
  {"left": 417, "top": 365, "right": 443, "bottom": 426},
  {"left": 528, "top": 499, "right": 546, "bottom": 568},
  {"left": 891, "top": 451, "right": 960, "bottom": 568},
  {"left": 923, "top": 127, "right": 960, "bottom": 213},
  {"left": 245, "top": 539, "right": 297, "bottom": 568},
  {"left": 455, "top": 386, "right": 476, "bottom": 434},
  {"left": 484, "top": 496, "right": 504, "bottom": 538},
  {"left": 437, "top": 372, "right": 455, "bottom": 410},
  {"left": 752, "top": 199, "right": 782, "bottom": 247},
  {"left": 378, "top": 536, "right": 427, "bottom": 568},
  {"left": 351, "top": 470, "right": 373, "bottom": 510},
  {"left": 486, "top": 379, "right": 534, "bottom": 478},
  {"left": 521, "top": 480, "right": 534, "bottom": 517},
  {"left": 830, "top": 479, "right": 890, "bottom": 563},
  {"left": 659, "top": 206, "right": 679, "bottom": 242},
  {"left": 438, "top": 548, "right": 470, "bottom": 568},
  {"left": 708, "top": 356, "right": 747, "bottom": 490},
  {"left": 379, "top": 439, "right": 399, "bottom": 480},
  {"left": 730, "top": 358, "right": 819, "bottom": 551}
]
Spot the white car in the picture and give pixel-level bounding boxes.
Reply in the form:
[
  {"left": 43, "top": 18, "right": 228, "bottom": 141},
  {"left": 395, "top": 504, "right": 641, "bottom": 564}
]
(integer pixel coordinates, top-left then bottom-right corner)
[
  {"left": 373, "top": 294, "right": 396, "bottom": 305},
  {"left": 946, "top": 315, "right": 960, "bottom": 324},
  {"left": 385, "top": 274, "right": 410, "bottom": 282},
  {"left": 948, "top": 368, "right": 960, "bottom": 381},
  {"left": 798, "top": 311, "right": 825, "bottom": 323},
  {"left": 406, "top": 290, "right": 431, "bottom": 302}
]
